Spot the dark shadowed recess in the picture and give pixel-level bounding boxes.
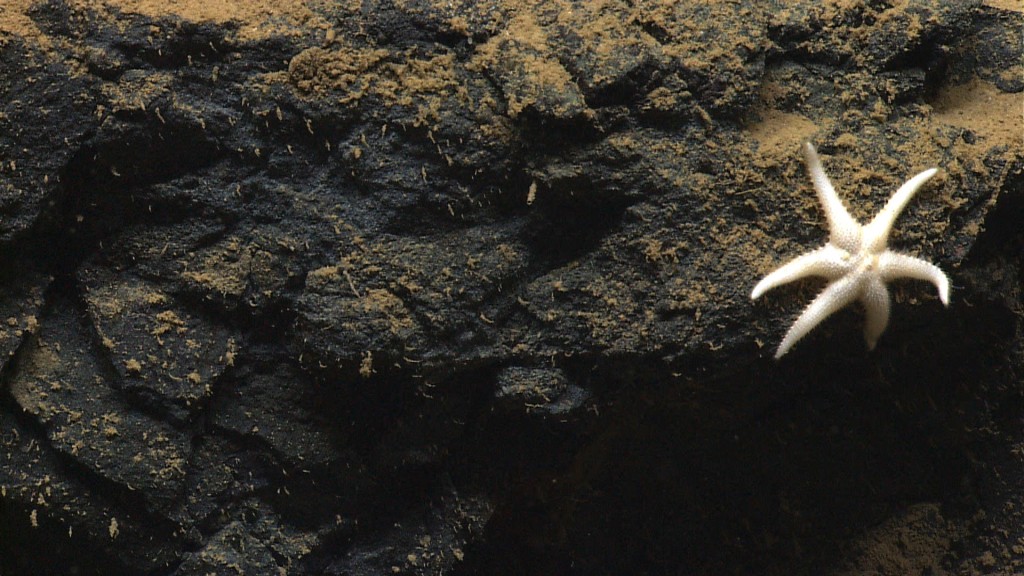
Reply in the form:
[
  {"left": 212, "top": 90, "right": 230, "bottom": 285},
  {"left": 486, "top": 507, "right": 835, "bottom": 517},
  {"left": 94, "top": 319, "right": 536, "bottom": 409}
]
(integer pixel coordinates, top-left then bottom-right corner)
[
  {"left": 0, "top": 496, "right": 132, "bottom": 575},
  {"left": 965, "top": 168, "right": 1024, "bottom": 264},
  {"left": 454, "top": 287, "right": 1018, "bottom": 575}
]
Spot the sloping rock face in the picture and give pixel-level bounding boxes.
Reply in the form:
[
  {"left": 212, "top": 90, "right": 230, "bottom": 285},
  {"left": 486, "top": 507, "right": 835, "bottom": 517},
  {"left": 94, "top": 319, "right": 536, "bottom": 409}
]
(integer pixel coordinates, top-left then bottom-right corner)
[{"left": 0, "top": 1, "right": 1021, "bottom": 574}]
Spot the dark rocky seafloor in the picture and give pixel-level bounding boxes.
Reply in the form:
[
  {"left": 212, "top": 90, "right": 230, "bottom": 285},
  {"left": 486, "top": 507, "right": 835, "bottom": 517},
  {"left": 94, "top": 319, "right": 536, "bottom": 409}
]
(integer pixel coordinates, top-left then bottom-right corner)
[{"left": 0, "top": 1, "right": 1021, "bottom": 574}]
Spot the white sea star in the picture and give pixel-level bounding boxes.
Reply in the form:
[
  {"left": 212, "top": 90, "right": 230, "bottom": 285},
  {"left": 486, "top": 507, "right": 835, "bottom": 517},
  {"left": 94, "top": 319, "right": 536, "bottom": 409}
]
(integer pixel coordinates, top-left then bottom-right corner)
[{"left": 752, "top": 142, "right": 950, "bottom": 359}]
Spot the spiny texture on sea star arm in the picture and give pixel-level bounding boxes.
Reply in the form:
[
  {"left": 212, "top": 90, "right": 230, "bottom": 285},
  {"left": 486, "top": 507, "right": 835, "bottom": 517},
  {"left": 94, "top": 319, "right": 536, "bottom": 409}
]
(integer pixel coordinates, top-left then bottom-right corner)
[{"left": 752, "top": 142, "right": 950, "bottom": 359}]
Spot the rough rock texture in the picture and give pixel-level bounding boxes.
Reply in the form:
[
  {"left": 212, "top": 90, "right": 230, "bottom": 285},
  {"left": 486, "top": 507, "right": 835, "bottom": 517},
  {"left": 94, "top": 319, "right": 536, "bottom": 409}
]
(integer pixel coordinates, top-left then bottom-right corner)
[{"left": 0, "top": 1, "right": 1021, "bottom": 574}]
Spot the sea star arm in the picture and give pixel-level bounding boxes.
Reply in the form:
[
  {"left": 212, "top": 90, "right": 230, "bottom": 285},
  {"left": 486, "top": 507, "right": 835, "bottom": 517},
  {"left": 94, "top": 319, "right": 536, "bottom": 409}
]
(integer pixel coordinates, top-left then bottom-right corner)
[
  {"left": 863, "top": 167, "right": 939, "bottom": 252},
  {"left": 751, "top": 244, "right": 851, "bottom": 300},
  {"left": 878, "top": 251, "right": 950, "bottom": 305},
  {"left": 803, "top": 143, "right": 860, "bottom": 252},
  {"left": 860, "top": 276, "right": 891, "bottom": 350},
  {"left": 775, "top": 273, "right": 862, "bottom": 359}
]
